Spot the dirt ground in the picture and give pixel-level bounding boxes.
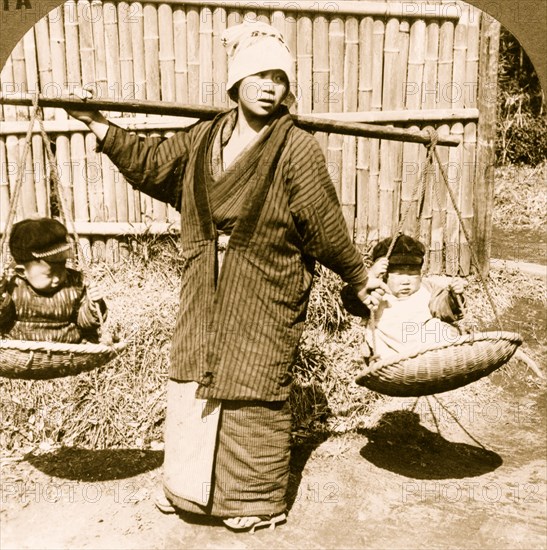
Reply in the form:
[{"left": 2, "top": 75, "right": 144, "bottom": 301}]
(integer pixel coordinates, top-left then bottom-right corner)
[
  {"left": 1, "top": 363, "right": 545, "bottom": 549},
  {"left": 1, "top": 237, "right": 546, "bottom": 549}
]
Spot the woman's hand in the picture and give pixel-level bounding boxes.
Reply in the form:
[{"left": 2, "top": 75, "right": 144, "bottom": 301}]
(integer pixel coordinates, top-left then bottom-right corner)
[
  {"left": 65, "top": 87, "right": 109, "bottom": 141},
  {"left": 355, "top": 276, "right": 389, "bottom": 311}
]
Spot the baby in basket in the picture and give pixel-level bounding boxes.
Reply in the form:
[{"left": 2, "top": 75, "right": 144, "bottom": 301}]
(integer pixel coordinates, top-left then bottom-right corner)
[
  {"left": 0, "top": 217, "right": 106, "bottom": 344},
  {"left": 341, "top": 234, "right": 467, "bottom": 362}
]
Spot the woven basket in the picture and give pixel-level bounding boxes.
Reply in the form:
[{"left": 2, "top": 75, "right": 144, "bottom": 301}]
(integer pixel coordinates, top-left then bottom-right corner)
[
  {"left": 355, "top": 331, "right": 522, "bottom": 397},
  {"left": 0, "top": 339, "right": 127, "bottom": 380}
]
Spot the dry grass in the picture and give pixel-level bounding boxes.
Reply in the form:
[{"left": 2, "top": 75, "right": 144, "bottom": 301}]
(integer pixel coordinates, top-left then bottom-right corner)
[
  {"left": 493, "top": 162, "right": 547, "bottom": 229},
  {"left": 1, "top": 234, "right": 545, "bottom": 454}
]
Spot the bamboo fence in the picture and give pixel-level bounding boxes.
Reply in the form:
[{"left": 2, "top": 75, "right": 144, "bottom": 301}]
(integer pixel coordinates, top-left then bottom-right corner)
[{"left": 0, "top": 0, "right": 499, "bottom": 275}]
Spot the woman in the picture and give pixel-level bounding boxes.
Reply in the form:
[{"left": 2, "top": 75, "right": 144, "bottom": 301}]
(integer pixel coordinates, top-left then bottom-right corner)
[{"left": 66, "top": 21, "right": 386, "bottom": 532}]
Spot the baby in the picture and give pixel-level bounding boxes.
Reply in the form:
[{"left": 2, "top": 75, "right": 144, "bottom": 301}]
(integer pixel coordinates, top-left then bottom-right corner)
[
  {"left": 341, "top": 234, "right": 466, "bottom": 361},
  {"left": 0, "top": 218, "right": 106, "bottom": 344}
]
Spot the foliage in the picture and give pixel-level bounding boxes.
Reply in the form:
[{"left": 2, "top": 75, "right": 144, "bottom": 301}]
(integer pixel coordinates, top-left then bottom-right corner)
[{"left": 496, "top": 28, "right": 547, "bottom": 166}]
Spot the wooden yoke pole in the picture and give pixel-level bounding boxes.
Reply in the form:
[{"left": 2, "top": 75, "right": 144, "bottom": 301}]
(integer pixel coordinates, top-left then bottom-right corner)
[{"left": 0, "top": 94, "right": 461, "bottom": 147}]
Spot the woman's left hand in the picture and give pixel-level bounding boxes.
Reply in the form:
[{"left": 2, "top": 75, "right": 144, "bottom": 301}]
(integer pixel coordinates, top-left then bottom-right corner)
[{"left": 356, "top": 277, "right": 389, "bottom": 311}]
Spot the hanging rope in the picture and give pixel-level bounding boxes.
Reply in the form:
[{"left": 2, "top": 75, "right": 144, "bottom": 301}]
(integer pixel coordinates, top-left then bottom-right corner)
[{"left": 366, "top": 127, "right": 503, "bottom": 363}]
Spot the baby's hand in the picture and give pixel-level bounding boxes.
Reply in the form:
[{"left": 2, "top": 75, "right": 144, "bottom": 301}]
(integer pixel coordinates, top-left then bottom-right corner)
[
  {"left": 86, "top": 283, "right": 104, "bottom": 303},
  {"left": 449, "top": 277, "right": 467, "bottom": 295},
  {"left": 369, "top": 257, "right": 389, "bottom": 279}
]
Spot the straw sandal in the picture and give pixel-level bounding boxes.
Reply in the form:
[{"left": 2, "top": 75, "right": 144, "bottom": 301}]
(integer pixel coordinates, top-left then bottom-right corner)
[
  {"left": 223, "top": 513, "right": 287, "bottom": 533},
  {"left": 154, "top": 490, "right": 177, "bottom": 514}
]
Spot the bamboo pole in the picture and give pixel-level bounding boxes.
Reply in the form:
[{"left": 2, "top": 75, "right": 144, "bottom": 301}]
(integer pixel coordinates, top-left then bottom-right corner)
[
  {"left": 0, "top": 95, "right": 461, "bottom": 146},
  {"left": 54, "top": 135, "right": 72, "bottom": 219},
  {"left": 118, "top": 1, "right": 136, "bottom": 101},
  {"left": 31, "top": 134, "right": 48, "bottom": 217},
  {"left": 473, "top": 14, "right": 500, "bottom": 276},
  {"left": 33, "top": 17, "right": 55, "bottom": 120},
  {"left": 139, "top": 0, "right": 461, "bottom": 19},
  {"left": 173, "top": 7, "right": 188, "bottom": 104},
  {"left": 23, "top": 29, "right": 39, "bottom": 96},
  {"left": 104, "top": 2, "right": 122, "bottom": 116},
  {"left": 159, "top": 3, "right": 176, "bottom": 103},
  {"left": 212, "top": 6, "right": 228, "bottom": 108},
  {"left": 90, "top": 0, "right": 108, "bottom": 101},
  {"left": 129, "top": 2, "right": 146, "bottom": 101},
  {"left": 378, "top": 18, "right": 400, "bottom": 240},
  {"left": 446, "top": 6, "right": 468, "bottom": 275},
  {"left": 327, "top": 16, "right": 344, "bottom": 197},
  {"left": 355, "top": 16, "right": 373, "bottom": 247},
  {"left": 101, "top": 153, "right": 118, "bottom": 222},
  {"left": 10, "top": 41, "right": 28, "bottom": 121},
  {"left": 419, "top": 19, "right": 439, "bottom": 269},
  {"left": 6, "top": 136, "right": 24, "bottom": 220},
  {"left": 430, "top": 19, "right": 455, "bottom": 273},
  {"left": 64, "top": 1, "right": 81, "bottom": 89},
  {"left": 186, "top": 7, "right": 200, "bottom": 104},
  {"left": 0, "top": 59, "right": 16, "bottom": 121},
  {"left": 85, "top": 132, "right": 103, "bottom": 223},
  {"left": 71, "top": 132, "right": 89, "bottom": 223},
  {"left": 296, "top": 14, "right": 313, "bottom": 114},
  {"left": 401, "top": 19, "right": 426, "bottom": 237},
  {"left": 143, "top": 3, "right": 161, "bottom": 100},
  {"left": 77, "top": 0, "right": 97, "bottom": 91},
  {"left": 49, "top": 10, "right": 68, "bottom": 122},
  {"left": 341, "top": 16, "right": 358, "bottom": 236},
  {"left": 0, "top": 137, "right": 9, "bottom": 232},
  {"left": 200, "top": 6, "right": 214, "bottom": 105},
  {"left": 312, "top": 14, "right": 329, "bottom": 154}
]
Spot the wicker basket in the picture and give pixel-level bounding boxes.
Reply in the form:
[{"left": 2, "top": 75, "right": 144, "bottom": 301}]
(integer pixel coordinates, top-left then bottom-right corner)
[
  {"left": 0, "top": 339, "right": 127, "bottom": 380},
  {"left": 355, "top": 331, "right": 522, "bottom": 397}
]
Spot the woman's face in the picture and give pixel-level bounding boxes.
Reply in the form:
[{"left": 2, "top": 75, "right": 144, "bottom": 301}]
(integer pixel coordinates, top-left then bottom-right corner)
[
  {"left": 236, "top": 70, "right": 289, "bottom": 118},
  {"left": 21, "top": 259, "right": 68, "bottom": 292}
]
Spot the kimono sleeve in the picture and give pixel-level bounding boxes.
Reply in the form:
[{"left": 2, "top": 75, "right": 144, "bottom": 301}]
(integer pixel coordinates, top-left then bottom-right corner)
[
  {"left": 284, "top": 130, "right": 368, "bottom": 289},
  {"left": 96, "top": 122, "right": 196, "bottom": 210}
]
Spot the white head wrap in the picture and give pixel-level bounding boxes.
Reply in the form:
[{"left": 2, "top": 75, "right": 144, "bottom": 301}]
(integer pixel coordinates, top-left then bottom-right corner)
[{"left": 222, "top": 21, "right": 295, "bottom": 97}]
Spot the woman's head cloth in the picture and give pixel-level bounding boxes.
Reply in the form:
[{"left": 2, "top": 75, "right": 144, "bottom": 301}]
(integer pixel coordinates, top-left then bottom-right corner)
[{"left": 221, "top": 21, "right": 295, "bottom": 101}]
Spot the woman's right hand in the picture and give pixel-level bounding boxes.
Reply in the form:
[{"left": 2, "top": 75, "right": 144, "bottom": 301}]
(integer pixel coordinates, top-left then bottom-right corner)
[{"left": 65, "top": 87, "right": 109, "bottom": 140}]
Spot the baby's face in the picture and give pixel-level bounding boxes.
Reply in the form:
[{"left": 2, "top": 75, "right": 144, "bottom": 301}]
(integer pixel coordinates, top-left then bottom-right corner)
[
  {"left": 386, "top": 265, "right": 422, "bottom": 298},
  {"left": 22, "top": 259, "right": 68, "bottom": 292}
]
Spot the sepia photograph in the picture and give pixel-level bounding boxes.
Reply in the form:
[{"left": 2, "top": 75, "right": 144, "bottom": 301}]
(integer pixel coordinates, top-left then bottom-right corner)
[{"left": 0, "top": 0, "right": 545, "bottom": 548}]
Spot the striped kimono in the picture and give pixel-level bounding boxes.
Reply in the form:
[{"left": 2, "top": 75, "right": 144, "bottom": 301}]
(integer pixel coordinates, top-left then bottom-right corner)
[
  {"left": 0, "top": 269, "right": 105, "bottom": 343},
  {"left": 98, "top": 107, "right": 369, "bottom": 517}
]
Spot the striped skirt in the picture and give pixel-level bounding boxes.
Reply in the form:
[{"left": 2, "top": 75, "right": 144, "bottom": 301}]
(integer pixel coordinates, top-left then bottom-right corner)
[{"left": 163, "top": 379, "right": 291, "bottom": 517}]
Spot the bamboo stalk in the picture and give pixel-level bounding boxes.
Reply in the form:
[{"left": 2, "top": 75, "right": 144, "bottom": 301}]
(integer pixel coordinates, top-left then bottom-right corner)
[
  {"left": 401, "top": 19, "right": 426, "bottom": 237},
  {"left": 0, "top": 137, "right": 9, "bottom": 231},
  {"left": 71, "top": 132, "right": 89, "bottom": 223},
  {"left": 33, "top": 18, "right": 55, "bottom": 120},
  {"left": 64, "top": 1, "right": 81, "bottom": 88},
  {"left": 54, "top": 135, "right": 72, "bottom": 219},
  {"left": 158, "top": 3, "right": 176, "bottom": 103},
  {"left": 186, "top": 7, "right": 200, "bottom": 104},
  {"left": 77, "top": 0, "right": 97, "bottom": 92},
  {"left": 0, "top": 94, "right": 461, "bottom": 146},
  {"left": 143, "top": 3, "right": 161, "bottom": 100},
  {"left": 341, "top": 16, "right": 359, "bottom": 235},
  {"left": 10, "top": 41, "right": 28, "bottom": 121},
  {"left": 312, "top": 14, "right": 329, "bottom": 153},
  {"left": 212, "top": 6, "right": 228, "bottom": 108},
  {"left": 327, "top": 16, "right": 344, "bottom": 198},
  {"left": 173, "top": 7, "right": 189, "bottom": 105},
  {"left": 101, "top": 153, "right": 117, "bottom": 222},
  {"left": 0, "top": 221, "right": 182, "bottom": 235},
  {"left": 473, "top": 14, "right": 500, "bottom": 276},
  {"left": 129, "top": 2, "right": 146, "bottom": 101},
  {"left": 5, "top": 136, "right": 23, "bottom": 220},
  {"left": 90, "top": 0, "right": 108, "bottom": 100},
  {"left": 118, "top": 1, "right": 136, "bottom": 101},
  {"left": 296, "top": 14, "right": 312, "bottom": 114},
  {"left": 200, "top": 6, "right": 214, "bottom": 105},
  {"left": 355, "top": 16, "right": 373, "bottom": 247},
  {"left": 31, "top": 134, "right": 48, "bottom": 217},
  {"left": 138, "top": 0, "right": 461, "bottom": 19},
  {"left": 104, "top": 2, "right": 122, "bottom": 117},
  {"left": 85, "top": 132, "right": 103, "bottom": 222},
  {"left": 466, "top": 6, "right": 481, "bottom": 110}
]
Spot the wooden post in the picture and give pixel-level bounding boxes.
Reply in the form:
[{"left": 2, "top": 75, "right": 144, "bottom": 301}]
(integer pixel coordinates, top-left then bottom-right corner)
[{"left": 473, "top": 14, "right": 500, "bottom": 277}]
